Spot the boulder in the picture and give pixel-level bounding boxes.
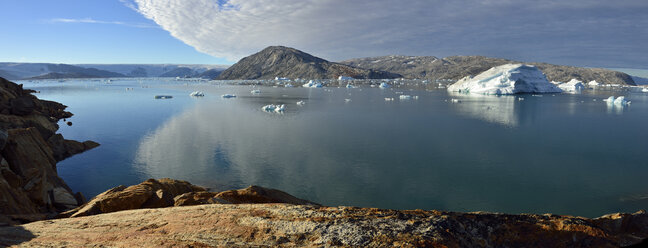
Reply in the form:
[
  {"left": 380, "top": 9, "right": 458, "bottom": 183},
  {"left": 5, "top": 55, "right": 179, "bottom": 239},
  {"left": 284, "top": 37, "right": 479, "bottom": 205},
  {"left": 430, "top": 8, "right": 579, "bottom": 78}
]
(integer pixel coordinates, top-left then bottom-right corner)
[
  {"left": 215, "top": 185, "right": 319, "bottom": 205},
  {"left": 62, "top": 178, "right": 207, "bottom": 218}
]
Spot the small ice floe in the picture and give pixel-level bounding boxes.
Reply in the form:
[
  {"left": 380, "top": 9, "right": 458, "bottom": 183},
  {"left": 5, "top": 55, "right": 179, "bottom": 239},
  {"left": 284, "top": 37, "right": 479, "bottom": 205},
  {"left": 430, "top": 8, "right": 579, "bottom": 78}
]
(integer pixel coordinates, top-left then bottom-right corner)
[
  {"left": 413, "top": 96, "right": 419, "bottom": 100},
  {"left": 262, "top": 104, "right": 285, "bottom": 113},
  {"left": 518, "top": 97, "right": 525, "bottom": 101},
  {"left": 451, "top": 98, "right": 461, "bottom": 103},
  {"left": 604, "top": 96, "right": 631, "bottom": 106},
  {"left": 642, "top": 88, "right": 648, "bottom": 93},
  {"left": 189, "top": 91, "right": 205, "bottom": 97},
  {"left": 385, "top": 97, "right": 394, "bottom": 101},
  {"left": 285, "top": 83, "right": 294, "bottom": 88},
  {"left": 154, "top": 95, "right": 173, "bottom": 99},
  {"left": 303, "top": 80, "right": 323, "bottom": 88},
  {"left": 346, "top": 84, "right": 357, "bottom": 89},
  {"left": 395, "top": 91, "right": 404, "bottom": 94},
  {"left": 339, "top": 76, "right": 354, "bottom": 80},
  {"left": 588, "top": 80, "right": 600, "bottom": 86},
  {"left": 222, "top": 94, "right": 237, "bottom": 98},
  {"left": 275, "top": 77, "right": 290, "bottom": 81},
  {"left": 379, "top": 82, "right": 390, "bottom": 88},
  {"left": 250, "top": 89, "right": 261, "bottom": 94},
  {"left": 370, "top": 84, "right": 377, "bottom": 88},
  {"left": 399, "top": 95, "right": 412, "bottom": 100},
  {"left": 296, "top": 100, "right": 306, "bottom": 106},
  {"left": 345, "top": 98, "right": 352, "bottom": 103},
  {"left": 532, "top": 94, "right": 543, "bottom": 97}
]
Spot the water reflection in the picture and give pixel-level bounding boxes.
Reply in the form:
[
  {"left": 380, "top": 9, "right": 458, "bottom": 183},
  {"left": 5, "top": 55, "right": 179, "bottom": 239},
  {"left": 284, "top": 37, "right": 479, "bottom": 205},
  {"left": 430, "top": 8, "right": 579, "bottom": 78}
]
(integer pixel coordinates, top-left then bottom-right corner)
[{"left": 447, "top": 92, "right": 523, "bottom": 127}]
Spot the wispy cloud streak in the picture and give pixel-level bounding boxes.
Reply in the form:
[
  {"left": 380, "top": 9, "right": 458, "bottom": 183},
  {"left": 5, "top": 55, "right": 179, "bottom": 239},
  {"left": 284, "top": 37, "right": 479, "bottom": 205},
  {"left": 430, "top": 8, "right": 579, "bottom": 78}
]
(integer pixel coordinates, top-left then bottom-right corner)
[{"left": 50, "top": 18, "right": 159, "bottom": 29}]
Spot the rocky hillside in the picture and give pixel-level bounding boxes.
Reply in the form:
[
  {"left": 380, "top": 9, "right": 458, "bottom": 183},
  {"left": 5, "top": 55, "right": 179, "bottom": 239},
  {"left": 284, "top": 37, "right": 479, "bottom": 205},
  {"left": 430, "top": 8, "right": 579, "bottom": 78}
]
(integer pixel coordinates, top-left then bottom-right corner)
[
  {"left": 0, "top": 77, "right": 98, "bottom": 224},
  {"left": 341, "top": 55, "right": 637, "bottom": 85},
  {"left": 1, "top": 178, "right": 646, "bottom": 247},
  {"left": 216, "top": 46, "right": 400, "bottom": 80}
]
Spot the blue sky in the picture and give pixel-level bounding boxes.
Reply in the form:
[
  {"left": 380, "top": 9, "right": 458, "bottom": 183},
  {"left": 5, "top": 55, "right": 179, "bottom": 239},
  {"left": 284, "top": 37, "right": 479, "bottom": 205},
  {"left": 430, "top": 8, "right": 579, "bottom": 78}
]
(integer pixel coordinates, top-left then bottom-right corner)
[
  {"left": 0, "top": 1, "right": 227, "bottom": 64},
  {"left": 1, "top": 0, "right": 647, "bottom": 70}
]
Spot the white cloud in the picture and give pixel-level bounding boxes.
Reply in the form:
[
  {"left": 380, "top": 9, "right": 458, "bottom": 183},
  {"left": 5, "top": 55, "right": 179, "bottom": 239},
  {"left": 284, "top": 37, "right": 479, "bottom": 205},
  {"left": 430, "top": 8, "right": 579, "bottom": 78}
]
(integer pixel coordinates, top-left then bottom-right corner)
[
  {"left": 126, "top": 0, "right": 648, "bottom": 68},
  {"left": 50, "top": 18, "right": 158, "bottom": 29}
]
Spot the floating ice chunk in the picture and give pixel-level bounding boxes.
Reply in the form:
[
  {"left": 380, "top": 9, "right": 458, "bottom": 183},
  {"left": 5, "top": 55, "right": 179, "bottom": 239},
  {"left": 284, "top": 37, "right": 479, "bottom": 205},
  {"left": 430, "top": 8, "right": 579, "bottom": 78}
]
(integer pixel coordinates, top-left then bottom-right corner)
[
  {"left": 385, "top": 97, "right": 394, "bottom": 101},
  {"left": 379, "top": 82, "right": 390, "bottom": 88},
  {"left": 643, "top": 88, "right": 648, "bottom": 93},
  {"left": 250, "top": 89, "right": 261, "bottom": 94},
  {"left": 447, "top": 64, "right": 563, "bottom": 95},
  {"left": 558, "top": 79, "right": 585, "bottom": 93},
  {"left": 399, "top": 95, "right": 412, "bottom": 100},
  {"left": 262, "top": 104, "right": 285, "bottom": 113},
  {"left": 588, "top": 80, "right": 600, "bottom": 86},
  {"left": 338, "top": 76, "right": 354, "bottom": 80},
  {"left": 154, "top": 95, "right": 173, "bottom": 99},
  {"left": 302, "top": 80, "right": 323, "bottom": 88},
  {"left": 285, "top": 83, "right": 294, "bottom": 88},
  {"left": 604, "top": 96, "right": 631, "bottom": 106},
  {"left": 222, "top": 94, "right": 237, "bottom": 98},
  {"left": 296, "top": 100, "right": 306, "bottom": 106},
  {"left": 451, "top": 98, "right": 461, "bottom": 103},
  {"left": 345, "top": 98, "right": 352, "bottom": 103},
  {"left": 275, "top": 77, "right": 290, "bottom": 81},
  {"left": 189, "top": 91, "right": 205, "bottom": 97},
  {"left": 346, "top": 84, "right": 357, "bottom": 88},
  {"left": 518, "top": 97, "right": 525, "bottom": 101},
  {"left": 413, "top": 96, "right": 419, "bottom": 100}
]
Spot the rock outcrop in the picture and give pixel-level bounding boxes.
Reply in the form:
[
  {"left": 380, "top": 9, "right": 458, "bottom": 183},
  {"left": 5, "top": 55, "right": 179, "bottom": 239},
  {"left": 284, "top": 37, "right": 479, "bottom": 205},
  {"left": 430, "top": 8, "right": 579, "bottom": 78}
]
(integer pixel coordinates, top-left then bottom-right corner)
[
  {"left": 341, "top": 55, "right": 637, "bottom": 85},
  {"left": 1, "top": 204, "right": 645, "bottom": 247},
  {"left": 0, "top": 77, "right": 98, "bottom": 224},
  {"left": 216, "top": 46, "right": 400, "bottom": 80},
  {"left": 60, "top": 178, "right": 319, "bottom": 218}
]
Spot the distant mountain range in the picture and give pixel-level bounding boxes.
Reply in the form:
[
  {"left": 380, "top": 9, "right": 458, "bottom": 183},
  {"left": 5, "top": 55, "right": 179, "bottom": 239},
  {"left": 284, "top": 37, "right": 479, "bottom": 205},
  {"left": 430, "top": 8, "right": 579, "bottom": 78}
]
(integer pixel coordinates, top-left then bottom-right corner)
[
  {"left": 216, "top": 46, "right": 399, "bottom": 80},
  {"left": 0, "top": 46, "right": 640, "bottom": 86},
  {"left": 0, "top": 63, "right": 228, "bottom": 80},
  {"left": 341, "top": 55, "right": 636, "bottom": 85}
]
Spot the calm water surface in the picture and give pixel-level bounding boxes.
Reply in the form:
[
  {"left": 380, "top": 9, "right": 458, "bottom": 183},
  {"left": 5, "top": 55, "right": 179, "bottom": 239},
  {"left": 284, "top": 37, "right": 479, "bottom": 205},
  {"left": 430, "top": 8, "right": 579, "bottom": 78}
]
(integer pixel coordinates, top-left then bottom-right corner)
[{"left": 21, "top": 79, "right": 648, "bottom": 217}]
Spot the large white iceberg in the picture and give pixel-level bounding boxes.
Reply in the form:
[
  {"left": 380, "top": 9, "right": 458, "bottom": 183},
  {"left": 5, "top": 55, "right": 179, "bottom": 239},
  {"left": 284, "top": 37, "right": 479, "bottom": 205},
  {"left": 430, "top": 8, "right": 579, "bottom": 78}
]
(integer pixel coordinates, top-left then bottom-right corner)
[
  {"left": 557, "top": 79, "right": 585, "bottom": 93},
  {"left": 447, "top": 64, "right": 563, "bottom": 95},
  {"left": 604, "top": 96, "right": 631, "bottom": 106}
]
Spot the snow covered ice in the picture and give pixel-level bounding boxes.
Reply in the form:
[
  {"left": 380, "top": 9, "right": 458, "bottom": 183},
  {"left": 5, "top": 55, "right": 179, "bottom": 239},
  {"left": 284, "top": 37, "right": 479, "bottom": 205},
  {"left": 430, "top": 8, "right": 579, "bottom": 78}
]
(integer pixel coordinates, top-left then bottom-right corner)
[
  {"left": 447, "top": 64, "right": 563, "bottom": 95},
  {"left": 189, "top": 91, "right": 205, "bottom": 97},
  {"left": 557, "top": 79, "right": 585, "bottom": 93},
  {"left": 262, "top": 104, "right": 285, "bottom": 113},
  {"left": 303, "top": 80, "right": 323, "bottom": 88}
]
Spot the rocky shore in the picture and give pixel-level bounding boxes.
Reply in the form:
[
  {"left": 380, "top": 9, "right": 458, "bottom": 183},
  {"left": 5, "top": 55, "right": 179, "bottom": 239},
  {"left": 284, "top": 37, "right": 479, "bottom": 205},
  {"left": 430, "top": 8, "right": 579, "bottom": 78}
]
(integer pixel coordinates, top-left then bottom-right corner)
[
  {"left": 1, "top": 76, "right": 647, "bottom": 247},
  {"left": 0, "top": 77, "right": 98, "bottom": 224}
]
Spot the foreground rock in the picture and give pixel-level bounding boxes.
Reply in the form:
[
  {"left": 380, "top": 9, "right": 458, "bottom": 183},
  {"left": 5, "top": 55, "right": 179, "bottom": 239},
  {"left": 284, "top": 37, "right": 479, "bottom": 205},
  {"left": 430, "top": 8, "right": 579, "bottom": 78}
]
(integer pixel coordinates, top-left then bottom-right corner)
[
  {"left": 0, "top": 77, "right": 98, "bottom": 224},
  {"left": 341, "top": 55, "right": 636, "bottom": 85},
  {"left": 60, "top": 178, "right": 319, "bottom": 218},
  {"left": 216, "top": 46, "right": 399, "bottom": 80},
  {"left": 0, "top": 204, "right": 645, "bottom": 247}
]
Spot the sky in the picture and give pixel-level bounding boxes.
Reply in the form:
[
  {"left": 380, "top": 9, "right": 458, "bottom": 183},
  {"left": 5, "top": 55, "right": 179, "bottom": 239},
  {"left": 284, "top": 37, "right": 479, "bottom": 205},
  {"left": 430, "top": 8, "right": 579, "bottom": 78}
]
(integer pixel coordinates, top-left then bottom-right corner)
[{"left": 0, "top": 0, "right": 647, "bottom": 69}]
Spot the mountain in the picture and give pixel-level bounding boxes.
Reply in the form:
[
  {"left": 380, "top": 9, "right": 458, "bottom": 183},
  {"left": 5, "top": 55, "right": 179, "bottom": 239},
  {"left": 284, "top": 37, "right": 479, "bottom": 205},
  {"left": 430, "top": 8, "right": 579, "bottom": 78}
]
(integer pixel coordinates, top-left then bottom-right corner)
[
  {"left": 77, "top": 64, "right": 228, "bottom": 78},
  {"left": 631, "top": 76, "right": 648, "bottom": 85},
  {"left": 198, "top": 68, "right": 223, "bottom": 79},
  {"left": 216, "top": 46, "right": 400, "bottom": 80},
  {"left": 0, "top": 63, "right": 125, "bottom": 79},
  {"left": 341, "top": 56, "right": 636, "bottom": 85},
  {"left": 158, "top": 67, "right": 198, "bottom": 78}
]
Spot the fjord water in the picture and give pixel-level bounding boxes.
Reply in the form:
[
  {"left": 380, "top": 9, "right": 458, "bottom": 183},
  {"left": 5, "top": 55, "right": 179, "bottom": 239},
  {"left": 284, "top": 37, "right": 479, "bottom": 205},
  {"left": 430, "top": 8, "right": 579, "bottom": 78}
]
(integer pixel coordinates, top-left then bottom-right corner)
[{"left": 22, "top": 79, "right": 648, "bottom": 218}]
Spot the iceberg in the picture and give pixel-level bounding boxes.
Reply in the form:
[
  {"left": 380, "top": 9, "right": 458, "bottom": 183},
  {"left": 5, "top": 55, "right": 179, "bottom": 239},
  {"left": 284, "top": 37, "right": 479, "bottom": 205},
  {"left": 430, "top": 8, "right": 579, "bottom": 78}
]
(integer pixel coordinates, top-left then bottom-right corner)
[
  {"left": 338, "top": 76, "right": 354, "bottom": 80},
  {"left": 189, "top": 91, "right": 205, "bottom": 97},
  {"left": 346, "top": 84, "right": 357, "bottom": 88},
  {"left": 296, "top": 100, "right": 306, "bottom": 106},
  {"left": 558, "top": 79, "right": 585, "bottom": 93},
  {"left": 447, "top": 64, "right": 563, "bottom": 95},
  {"left": 154, "top": 95, "right": 173, "bottom": 99},
  {"left": 399, "top": 95, "right": 412, "bottom": 100},
  {"left": 275, "top": 77, "right": 290, "bottom": 81},
  {"left": 302, "top": 80, "right": 323, "bottom": 88},
  {"left": 588, "top": 80, "right": 600, "bottom": 86},
  {"left": 379, "top": 82, "right": 390, "bottom": 88},
  {"left": 222, "top": 94, "right": 237, "bottom": 98},
  {"left": 285, "top": 83, "right": 294, "bottom": 88},
  {"left": 604, "top": 96, "right": 631, "bottom": 106},
  {"left": 250, "top": 89, "right": 261, "bottom": 94},
  {"left": 262, "top": 104, "right": 285, "bottom": 113}
]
